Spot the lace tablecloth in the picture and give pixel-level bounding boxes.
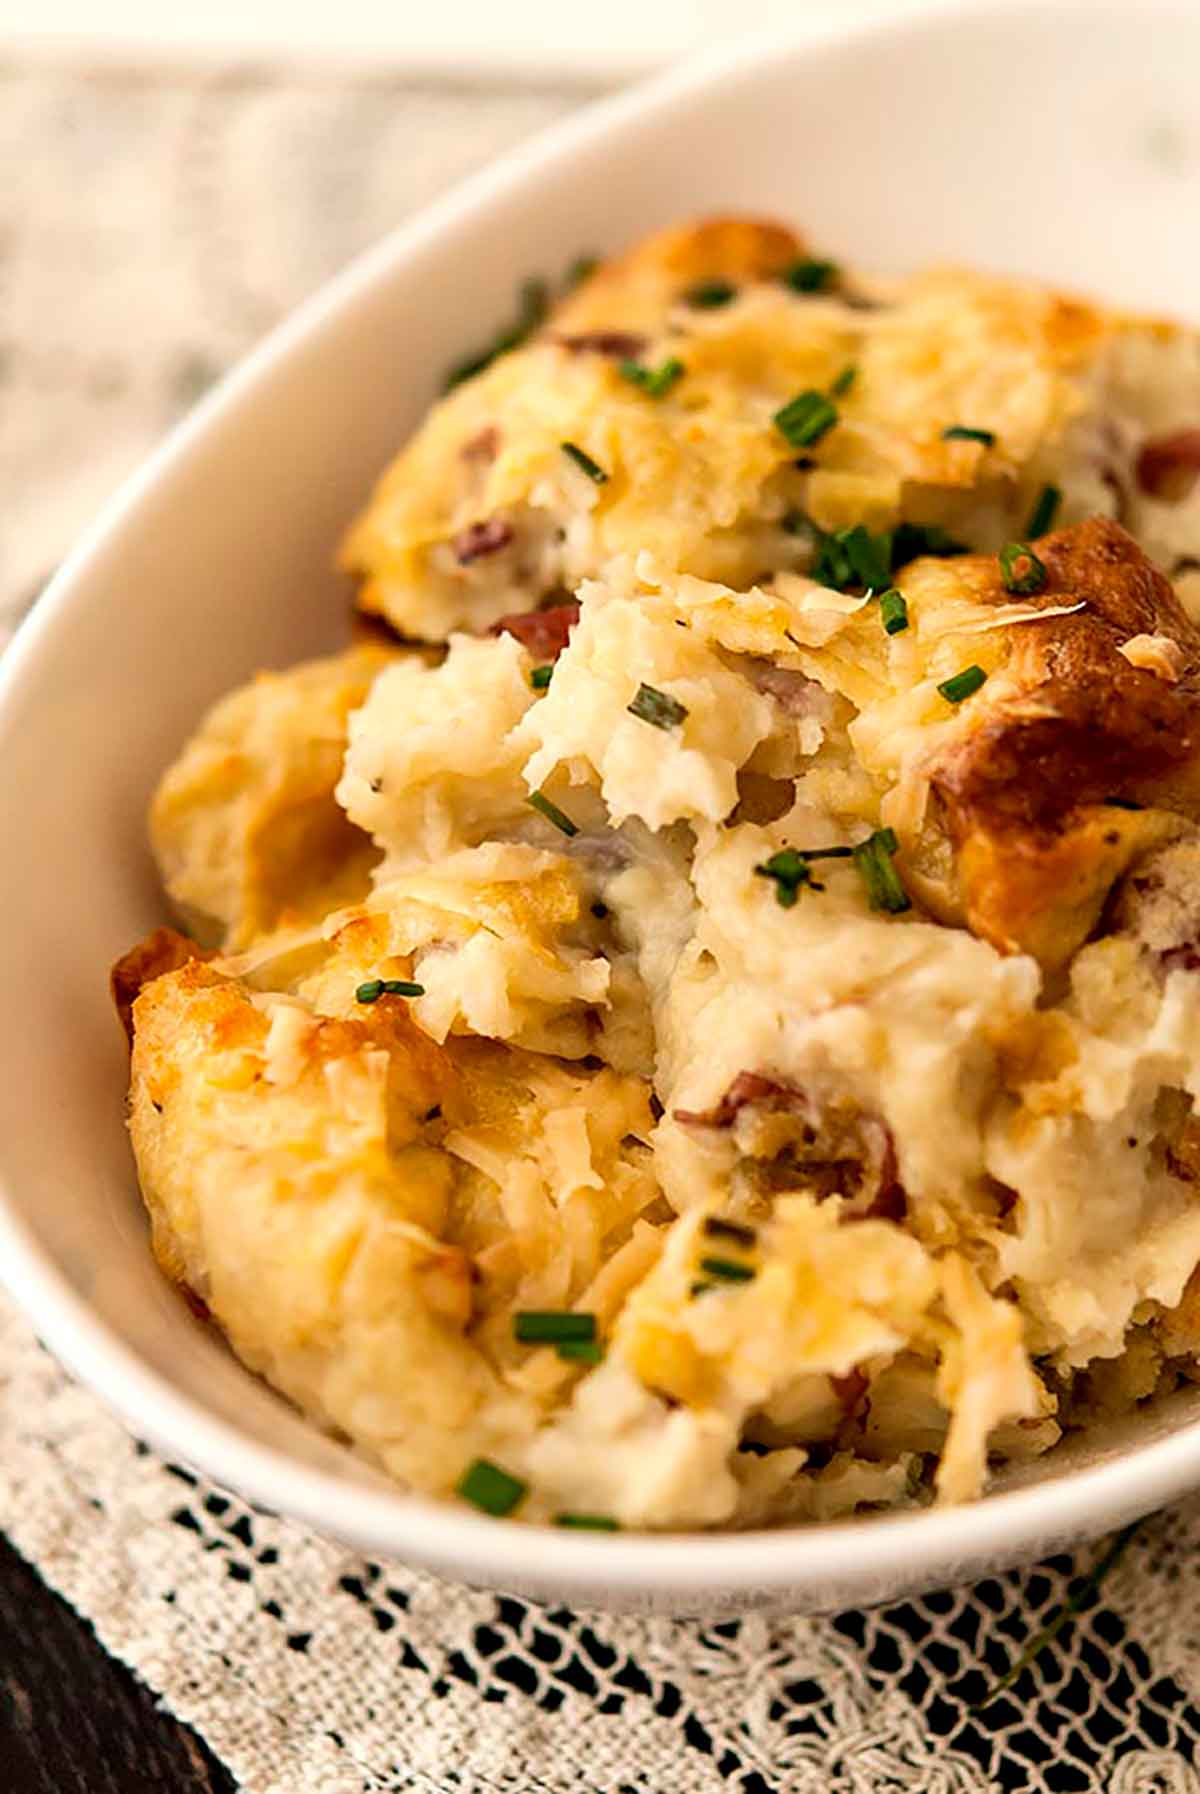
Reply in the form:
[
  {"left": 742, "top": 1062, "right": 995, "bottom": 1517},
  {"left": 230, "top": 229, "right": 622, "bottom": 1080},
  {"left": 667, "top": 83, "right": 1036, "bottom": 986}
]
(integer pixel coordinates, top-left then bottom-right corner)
[{"left": 4, "top": 58, "right": 1200, "bottom": 1794}]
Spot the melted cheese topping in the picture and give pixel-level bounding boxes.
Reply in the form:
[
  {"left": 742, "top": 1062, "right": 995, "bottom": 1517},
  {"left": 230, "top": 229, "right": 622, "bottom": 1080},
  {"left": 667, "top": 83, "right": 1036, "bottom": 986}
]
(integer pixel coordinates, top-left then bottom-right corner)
[{"left": 120, "top": 216, "right": 1200, "bottom": 1531}]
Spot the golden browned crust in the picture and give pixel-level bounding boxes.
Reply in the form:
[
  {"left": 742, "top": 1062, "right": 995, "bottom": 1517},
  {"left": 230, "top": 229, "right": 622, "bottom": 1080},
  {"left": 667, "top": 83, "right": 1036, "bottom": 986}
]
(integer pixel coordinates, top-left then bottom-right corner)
[
  {"left": 926, "top": 519, "right": 1200, "bottom": 967},
  {"left": 111, "top": 927, "right": 206, "bottom": 1044},
  {"left": 550, "top": 216, "right": 803, "bottom": 338},
  {"left": 934, "top": 519, "right": 1200, "bottom": 833}
]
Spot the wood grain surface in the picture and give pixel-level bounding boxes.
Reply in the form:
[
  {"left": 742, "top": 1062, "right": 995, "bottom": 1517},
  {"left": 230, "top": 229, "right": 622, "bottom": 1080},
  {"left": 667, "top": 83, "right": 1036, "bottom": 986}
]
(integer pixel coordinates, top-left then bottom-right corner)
[{"left": 0, "top": 1530, "right": 235, "bottom": 1794}]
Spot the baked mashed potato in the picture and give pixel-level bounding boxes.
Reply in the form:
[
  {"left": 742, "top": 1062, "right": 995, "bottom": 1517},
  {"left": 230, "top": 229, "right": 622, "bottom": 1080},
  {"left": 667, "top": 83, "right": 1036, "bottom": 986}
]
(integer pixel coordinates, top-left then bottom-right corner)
[{"left": 114, "top": 219, "right": 1200, "bottom": 1529}]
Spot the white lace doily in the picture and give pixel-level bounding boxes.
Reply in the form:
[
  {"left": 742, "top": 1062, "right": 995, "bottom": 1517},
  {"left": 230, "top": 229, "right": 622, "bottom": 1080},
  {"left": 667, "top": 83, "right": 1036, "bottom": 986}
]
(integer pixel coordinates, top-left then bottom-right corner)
[
  {"left": 5, "top": 59, "right": 1200, "bottom": 1794},
  {"left": 5, "top": 1290, "right": 1200, "bottom": 1794}
]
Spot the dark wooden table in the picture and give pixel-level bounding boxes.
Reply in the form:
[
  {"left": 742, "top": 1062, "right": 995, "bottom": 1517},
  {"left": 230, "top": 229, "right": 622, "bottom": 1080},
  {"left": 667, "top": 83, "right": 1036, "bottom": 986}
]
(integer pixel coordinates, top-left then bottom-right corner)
[{"left": 0, "top": 1531, "right": 235, "bottom": 1794}]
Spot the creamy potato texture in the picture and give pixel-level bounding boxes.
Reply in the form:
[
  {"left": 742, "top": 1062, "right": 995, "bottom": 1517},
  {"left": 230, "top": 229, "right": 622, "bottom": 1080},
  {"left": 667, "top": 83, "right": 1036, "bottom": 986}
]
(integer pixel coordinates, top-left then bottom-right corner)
[{"left": 115, "top": 218, "right": 1200, "bottom": 1528}]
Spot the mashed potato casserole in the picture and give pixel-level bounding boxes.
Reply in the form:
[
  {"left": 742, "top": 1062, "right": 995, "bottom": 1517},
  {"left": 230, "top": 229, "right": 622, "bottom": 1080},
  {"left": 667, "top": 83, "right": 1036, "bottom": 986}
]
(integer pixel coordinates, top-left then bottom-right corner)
[{"left": 114, "top": 219, "right": 1200, "bottom": 1529}]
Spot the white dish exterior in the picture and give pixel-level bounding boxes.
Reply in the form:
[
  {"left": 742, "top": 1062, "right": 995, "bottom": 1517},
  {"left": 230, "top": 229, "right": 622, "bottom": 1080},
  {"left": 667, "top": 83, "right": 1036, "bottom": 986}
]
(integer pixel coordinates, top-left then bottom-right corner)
[{"left": 2, "top": 0, "right": 1200, "bottom": 1615}]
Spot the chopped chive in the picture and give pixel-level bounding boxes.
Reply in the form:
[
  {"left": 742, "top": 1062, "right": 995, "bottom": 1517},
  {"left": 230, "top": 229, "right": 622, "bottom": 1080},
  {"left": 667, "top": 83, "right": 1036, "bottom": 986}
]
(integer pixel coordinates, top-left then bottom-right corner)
[
  {"left": 755, "top": 848, "right": 818, "bottom": 907},
  {"left": 527, "top": 791, "right": 579, "bottom": 836},
  {"left": 783, "top": 257, "right": 839, "bottom": 293},
  {"left": 557, "top": 1339, "right": 605, "bottom": 1365},
  {"left": 999, "top": 541, "right": 1047, "bottom": 595},
  {"left": 879, "top": 588, "right": 909, "bottom": 634},
  {"left": 774, "top": 389, "right": 838, "bottom": 449},
  {"left": 356, "top": 978, "right": 425, "bottom": 1003},
  {"left": 457, "top": 1458, "right": 527, "bottom": 1517},
  {"left": 937, "top": 664, "right": 987, "bottom": 704},
  {"left": 515, "top": 1311, "right": 597, "bottom": 1345},
  {"left": 444, "top": 277, "right": 549, "bottom": 390},
  {"left": 530, "top": 664, "right": 554, "bottom": 691},
  {"left": 698, "top": 1256, "right": 756, "bottom": 1284},
  {"left": 942, "top": 425, "right": 995, "bottom": 446},
  {"left": 935, "top": 666, "right": 986, "bottom": 709},
  {"left": 839, "top": 523, "right": 892, "bottom": 592},
  {"left": 628, "top": 682, "right": 688, "bottom": 730},
  {"left": 852, "top": 828, "right": 911, "bottom": 914},
  {"left": 830, "top": 363, "right": 858, "bottom": 397},
  {"left": 754, "top": 844, "right": 856, "bottom": 908},
  {"left": 892, "top": 522, "right": 969, "bottom": 565},
  {"left": 563, "top": 253, "right": 598, "bottom": 290},
  {"left": 702, "top": 1217, "right": 757, "bottom": 1247},
  {"left": 1104, "top": 796, "right": 1144, "bottom": 810},
  {"left": 683, "top": 278, "right": 736, "bottom": 308},
  {"left": 807, "top": 522, "right": 893, "bottom": 593},
  {"left": 619, "top": 356, "right": 685, "bottom": 398},
  {"left": 972, "top": 1521, "right": 1139, "bottom": 1711},
  {"left": 1026, "top": 482, "right": 1062, "bottom": 538},
  {"left": 555, "top": 1512, "right": 620, "bottom": 1530},
  {"left": 561, "top": 440, "right": 608, "bottom": 484}
]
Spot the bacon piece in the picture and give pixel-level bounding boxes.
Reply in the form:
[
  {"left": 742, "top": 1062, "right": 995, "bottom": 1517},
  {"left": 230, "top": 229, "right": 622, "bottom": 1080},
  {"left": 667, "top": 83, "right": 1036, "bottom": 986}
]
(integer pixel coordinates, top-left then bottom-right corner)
[
  {"left": 830, "top": 1367, "right": 869, "bottom": 1417},
  {"left": 1136, "top": 429, "right": 1200, "bottom": 502},
  {"left": 674, "top": 1071, "right": 790, "bottom": 1129},
  {"left": 830, "top": 1367, "right": 872, "bottom": 1448},
  {"left": 675, "top": 1073, "right": 906, "bottom": 1220},
  {"left": 181, "top": 1284, "right": 211, "bottom": 1323},
  {"left": 747, "top": 662, "right": 833, "bottom": 720},
  {"left": 453, "top": 518, "right": 514, "bottom": 564},
  {"left": 556, "top": 330, "right": 648, "bottom": 358},
  {"left": 490, "top": 601, "right": 581, "bottom": 661}
]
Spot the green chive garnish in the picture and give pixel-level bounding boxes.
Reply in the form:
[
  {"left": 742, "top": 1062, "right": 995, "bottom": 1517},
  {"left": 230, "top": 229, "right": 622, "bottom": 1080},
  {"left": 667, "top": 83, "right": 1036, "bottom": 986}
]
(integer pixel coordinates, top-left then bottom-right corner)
[
  {"left": 774, "top": 390, "right": 838, "bottom": 450},
  {"left": 937, "top": 664, "right": 987, "bottom": 704},
  {"left": 1026, "top": 483, "right": 1062, "bottom": 538},
  {"left": 444, "top": 277, "right": 549, "bottom": 390},
  {"left": 1104, "top": 796, "right": 1143, "bottom": 811},
  {"left": 698, "top": 1256, "right": 756, "bottom": 1284},
  {"left": 684, "top": 278, "right": 736, "bottom": 308},
  {"left": 527, "top": 791, "right": 579, "bottom": 836},
  {"left": 942, "top": 425, "right": 995, "bottom": 446},
  {"left": 556, "top": 1339, "right": 605, "bottom": 1365},
  {"left": 830, "top": 364, "right": 858, "bottom": 397},
  {"left": 892, "top": 522, "right": 968, "bottom": 565},
  {"left": 999, "top": 541, "right": 1047, "bottom": 595},
  {"left": 879, "top": 589, "right": 909, "bottom": 634},
  {"left": 852, "top": 828, "right": 911, "bottom": 914},
  {"left": 755, "top": 848, "right": 818, "bottom": 907},
  {"left": 514, "top": 1311, "right": 597, "bottom": 1345},
  {"left": 561, "top": 441, "right": 608, "bottom": 484},
  {"left": 619, "top": 356, "right": 685, "bottom": 398},
  {"left": 555, "top": 1513, "right": 620, "bottom": 1530},
  {"left": 784, "top": 257, "right": 839, "bottom": 293},
  {"left": 457, "top": 1458, "right": 527, "bottom": 1517},
  {"left": 972, "top": 1521, "right": 1139, "bottom": 1711},
  {"left": 530, "top": 665, "right": 554, "bottom": 691},
  {"left": 839, "top": 523, "right": 891, "bottom": 592},
  {"left": 356, "top": 978, "right": 425, "bottom": 1004},
  {"left": 807, "top": 522, "right": 894, "bottom": 593},
  {"left": 702, "top": 1217, "right": 757, "bottom": 1247},
  {"left": 754, "top": 845, "right": 854, "bottom": 907},
  {"left": 628, "top": 683, "right": 688, "bottom": 730}
]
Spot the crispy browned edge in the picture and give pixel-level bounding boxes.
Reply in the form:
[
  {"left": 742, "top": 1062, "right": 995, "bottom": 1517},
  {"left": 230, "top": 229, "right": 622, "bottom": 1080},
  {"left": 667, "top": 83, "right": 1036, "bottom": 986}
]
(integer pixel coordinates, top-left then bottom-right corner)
[
  {"left": 550, "top": 214, "right": 803, "bottom": 331},
  {"left": 111, "top": 927, "right": 207, "bottom": 1046},
  {"left": 927, "top": 518, "right": 1200, "bottom": 963}
]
